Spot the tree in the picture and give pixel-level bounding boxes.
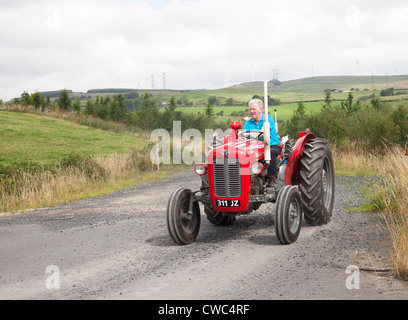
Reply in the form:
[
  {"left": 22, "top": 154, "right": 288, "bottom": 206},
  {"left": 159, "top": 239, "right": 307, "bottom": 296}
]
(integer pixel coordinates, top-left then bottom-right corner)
[
  {"left": 110, "top": 94, "right": 126, "bottom": 121},
  {"left": 390, "top": 105, "right": 408, "bottom": 145},
  {"left": 205, "top": 102, "right": 214, "bottom": 118},
  {"left": 225, "top": 98, "right": 234, "bottom": 106},
  {"left": 177, "top": 96, "right": 190, "bottom": 106},
  {"left": 168, "top": 96, "right": 177, "bottom": 112},
  {"left": 45, "top": 96, "right": 51, "bottom": 110},
  {"left": 84, "top": 99, "right": 95, "bottom": 116},
  {"left": 340, "top": 92, "right": 360, "bottom": 115},
  {"left": 323, "top": 90, "right": 332, "bottom": 110},
  {"left": 72, "top": 97, "right": 81, "bottom": 113},
  {"left": 58, "top": 89, "right": 71, "bottom": 111},
  {"left": 286, "top": 101, "right": 306, "bottom": 137},
  {"left": 208, "top": 96, "right": 217, "bottom": 106},
  {"left": 137, "top": 92, "right": 159, "bottom": 131},
  {"left": 270, "top": 79, "right": 281, "bottom": 86},
  {"left": 21, "top": 91, "right": 32, "bottom": 106},
  {"left": 380, "top": 87, "right": 394, "bottom": 97},
  {"left": 31, "top": 91, "right": 44, "bottom": 110}
]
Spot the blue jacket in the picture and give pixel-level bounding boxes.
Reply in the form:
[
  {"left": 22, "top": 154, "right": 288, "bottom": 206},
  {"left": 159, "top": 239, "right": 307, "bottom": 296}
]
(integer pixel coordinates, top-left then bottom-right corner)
[{"left": 243, "top": 114, "right": 280, "bottom": 146}]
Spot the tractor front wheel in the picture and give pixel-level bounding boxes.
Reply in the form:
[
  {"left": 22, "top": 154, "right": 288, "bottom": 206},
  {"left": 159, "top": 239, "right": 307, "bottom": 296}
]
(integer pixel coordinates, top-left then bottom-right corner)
[
  {"left": 275, "top": 185, "right": 303, "bottom": 245},
  {"left": 167, "top": 188, "right": 201, "bottom": 245}
]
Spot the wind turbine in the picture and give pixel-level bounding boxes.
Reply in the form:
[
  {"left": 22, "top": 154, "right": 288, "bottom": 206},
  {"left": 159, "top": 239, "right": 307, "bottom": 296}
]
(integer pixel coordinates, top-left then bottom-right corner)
[
  {"left": 224, "top": 72, "right": 229, "bottom": 88},
  {"left": 250, "top": 63, "right": 258, "bottom": 82},
  {"left": 155, "top": 64, "right": 166, "bottom": 90}
]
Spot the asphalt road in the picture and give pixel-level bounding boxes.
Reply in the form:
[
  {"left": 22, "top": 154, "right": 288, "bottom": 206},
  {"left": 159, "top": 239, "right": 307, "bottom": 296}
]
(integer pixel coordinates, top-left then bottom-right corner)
[{"left": 0, "top": 168, "right": 407, "bottom": 300}]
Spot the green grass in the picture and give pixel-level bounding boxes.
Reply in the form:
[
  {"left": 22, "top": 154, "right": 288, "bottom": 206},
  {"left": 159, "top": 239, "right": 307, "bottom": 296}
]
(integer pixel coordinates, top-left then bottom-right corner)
[{"left": 0, "top": 110, "right": 147, "bottom": 165}]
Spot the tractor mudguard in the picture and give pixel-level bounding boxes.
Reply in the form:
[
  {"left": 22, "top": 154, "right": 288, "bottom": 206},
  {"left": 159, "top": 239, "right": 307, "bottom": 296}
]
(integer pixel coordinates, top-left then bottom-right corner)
[{"left": 284, "top": 133, "right": 316, "bottom": 185}]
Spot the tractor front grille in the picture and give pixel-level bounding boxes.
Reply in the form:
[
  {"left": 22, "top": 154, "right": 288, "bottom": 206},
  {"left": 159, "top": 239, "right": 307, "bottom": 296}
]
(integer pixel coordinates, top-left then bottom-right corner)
[{"left": 213, "top": 158, "right": 241, "bottom": 198}]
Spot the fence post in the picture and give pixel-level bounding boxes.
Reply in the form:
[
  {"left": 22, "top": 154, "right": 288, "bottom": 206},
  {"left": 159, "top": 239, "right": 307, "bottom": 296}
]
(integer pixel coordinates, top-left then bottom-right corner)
[{"left": 156, "top": 143, "right": 160, "bottom": 171}]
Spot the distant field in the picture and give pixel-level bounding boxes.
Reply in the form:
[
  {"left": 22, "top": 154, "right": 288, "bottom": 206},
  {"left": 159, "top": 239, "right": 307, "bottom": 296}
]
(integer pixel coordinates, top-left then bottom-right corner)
[
  {"left": 0, "top": 111, "right": 146, "bottom": 165},
  {"left": 176, "top": 101, "right": 340, "bottom": 122},
  {"left": 176, "top": 87, "right": 385, "bottom": 106},
  {"left": 173, "top": 75, "right": 408, "bottom": 106},
  {"left": 227, "top": 75, "right": 408, "bottom": 93}
]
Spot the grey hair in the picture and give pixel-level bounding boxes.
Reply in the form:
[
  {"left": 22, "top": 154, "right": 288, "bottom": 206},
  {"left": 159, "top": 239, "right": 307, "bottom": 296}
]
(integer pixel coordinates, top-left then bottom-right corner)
[{"left": 248, "top": 98, "right": 263, "bottom": 110}]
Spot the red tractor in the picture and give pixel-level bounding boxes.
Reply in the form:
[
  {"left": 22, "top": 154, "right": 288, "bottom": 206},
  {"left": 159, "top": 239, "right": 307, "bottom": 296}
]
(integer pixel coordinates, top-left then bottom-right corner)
[{"left": 167, "top": 84, "right": 335, "bottom": 245}]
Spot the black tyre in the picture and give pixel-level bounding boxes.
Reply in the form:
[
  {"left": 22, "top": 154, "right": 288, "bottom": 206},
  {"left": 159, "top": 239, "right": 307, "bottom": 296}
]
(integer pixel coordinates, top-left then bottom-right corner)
[
  {"left": 204, "top": 204, "right": 234, "bottom": 226},
  {"left": 299, "top": 138, "right": 335, "bottom": 226},
  {"left": 275, "top": 185, "right": 303, "bottom": 244},
  {"left": 284, "top": 139, "right": 295, "bottom": 158},
  {"left": 167, "top": 188, "right": 201, "bottom": 245}
]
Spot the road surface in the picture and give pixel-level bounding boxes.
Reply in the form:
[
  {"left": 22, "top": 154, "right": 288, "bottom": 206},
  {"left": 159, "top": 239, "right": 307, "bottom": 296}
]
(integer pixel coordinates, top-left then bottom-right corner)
[{"left": 0, "top": 168, "right": 407, "bottom": 300}]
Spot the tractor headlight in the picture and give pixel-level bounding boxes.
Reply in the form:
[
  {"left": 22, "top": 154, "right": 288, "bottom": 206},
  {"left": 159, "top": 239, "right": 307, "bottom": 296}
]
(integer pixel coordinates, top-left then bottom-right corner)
[
  {"left": 251, "top": 162, "right": 264, "bottom": 175},
  {"left": 194, "top": 163, "right": 207, "bottom": 176}
]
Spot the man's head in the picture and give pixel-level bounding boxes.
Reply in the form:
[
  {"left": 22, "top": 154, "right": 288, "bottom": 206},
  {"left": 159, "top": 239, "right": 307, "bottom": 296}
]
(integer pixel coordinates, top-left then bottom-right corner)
[{"left": 248, "top": 99, "right": 263, "bottom": 122}]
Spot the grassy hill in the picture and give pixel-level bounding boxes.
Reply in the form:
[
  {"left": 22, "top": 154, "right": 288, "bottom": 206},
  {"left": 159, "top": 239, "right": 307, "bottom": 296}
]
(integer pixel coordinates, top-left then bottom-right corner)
[
  {"left": 0, "top": 110, "right": 147, "bottom": 165},
  {"left": 0, "top": 109, "right": 169, "bottom": 213},
  {"left": 230, "top": 75, "right": 408, "bottom": 92},
  {"left": 154, "top": 75, "right": 408, "bottom": 107}
]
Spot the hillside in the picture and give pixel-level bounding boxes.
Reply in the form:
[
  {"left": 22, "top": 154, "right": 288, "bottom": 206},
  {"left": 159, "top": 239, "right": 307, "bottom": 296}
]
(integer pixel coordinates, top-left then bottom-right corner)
[
  {"left": 32, "top": 75, "right": 408, "bottom": 102},
  {"left": 230, "top": 75, "right": 408, "bottom": 93},
  {"left": 0, "top": 110, "right": 146, "bottom": 165}
]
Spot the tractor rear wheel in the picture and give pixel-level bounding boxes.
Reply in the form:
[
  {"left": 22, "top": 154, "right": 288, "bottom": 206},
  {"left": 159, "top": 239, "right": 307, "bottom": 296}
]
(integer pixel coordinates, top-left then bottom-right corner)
[
  {"left": 167, "top": 188, "right": 201, "bottom": 245},
  {"left": 275, "top": 185, "right": 303, "bottom": 244},
  {"left": 299, "top": 138, "right": 335, "bottom": 226},
  {"left": 204, "top": 204, "right": 234, "bottom": 226}
]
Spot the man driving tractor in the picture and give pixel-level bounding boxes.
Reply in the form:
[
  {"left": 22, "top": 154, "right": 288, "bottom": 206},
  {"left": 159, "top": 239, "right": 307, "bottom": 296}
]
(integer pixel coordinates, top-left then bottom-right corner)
[
  {"left": 167, "top": 81, "right": 335, "bottom": 245},
  {"left": 243, "top": 98, "right": 281, "bottom": 191}
]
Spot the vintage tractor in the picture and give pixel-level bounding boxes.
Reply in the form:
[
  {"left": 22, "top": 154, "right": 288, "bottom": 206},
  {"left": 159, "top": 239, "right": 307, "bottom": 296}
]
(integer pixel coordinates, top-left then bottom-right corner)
[{"left": 167, "top": 82, "right": 335, "bottom": 245}]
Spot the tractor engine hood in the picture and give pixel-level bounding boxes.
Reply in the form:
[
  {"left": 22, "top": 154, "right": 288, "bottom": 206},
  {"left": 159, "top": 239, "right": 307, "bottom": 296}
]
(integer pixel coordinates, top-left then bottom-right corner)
[
  {"left": 206, "top": 138, "right": 265, "bottom": 167},
  {"left": 204, "top": 138, "right": 265, "bottom": 213}
]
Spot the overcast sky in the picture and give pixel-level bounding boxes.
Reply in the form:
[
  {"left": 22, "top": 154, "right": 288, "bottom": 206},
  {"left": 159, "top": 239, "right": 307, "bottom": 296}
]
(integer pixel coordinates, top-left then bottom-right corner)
[{"left": 1, "top": 0, "right": 408, "bottom": 101}]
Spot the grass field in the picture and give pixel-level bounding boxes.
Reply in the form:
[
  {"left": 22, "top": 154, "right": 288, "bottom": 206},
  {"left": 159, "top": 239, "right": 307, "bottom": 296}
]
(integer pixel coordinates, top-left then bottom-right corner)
[
  {"left": 168, "top": 75, "right": 408, "bottom": 107},
  {"left": 0, "top": 110, "right": 146, "bottom": 165},
  {"left": 176, "top": 100, "right": 341, "bottom": 122},
  {"left": 0, "top": 109, "right": 168, "bottom": 213}
]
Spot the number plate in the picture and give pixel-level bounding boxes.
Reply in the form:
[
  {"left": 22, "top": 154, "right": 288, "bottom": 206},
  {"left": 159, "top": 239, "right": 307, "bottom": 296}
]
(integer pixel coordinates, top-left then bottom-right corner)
[{"left": 216, "top": 200, "right": 241, "bottom": 207}]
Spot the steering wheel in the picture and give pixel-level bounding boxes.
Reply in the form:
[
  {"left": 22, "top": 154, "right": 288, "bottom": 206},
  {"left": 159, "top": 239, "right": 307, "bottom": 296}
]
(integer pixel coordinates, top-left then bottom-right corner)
[{"left": 241, "top": 131, "right": 263, "bottom": 139}]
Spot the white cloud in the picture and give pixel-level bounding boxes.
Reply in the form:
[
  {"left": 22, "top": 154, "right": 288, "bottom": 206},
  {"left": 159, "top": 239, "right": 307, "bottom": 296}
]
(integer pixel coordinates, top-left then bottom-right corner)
[{"left": 1, "top": 0, "right": 408, "bottom": 101}]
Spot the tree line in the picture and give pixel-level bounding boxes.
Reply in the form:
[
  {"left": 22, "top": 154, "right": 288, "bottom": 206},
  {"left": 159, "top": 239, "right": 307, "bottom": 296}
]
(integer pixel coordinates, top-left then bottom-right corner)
[
  {"left": 14, "top": 89, "right": 406, "bottom": 150},
  {"left": 283, "top": 91, "right": 408, "bottom": 150},
  {"left": 12, "top": 89, "right": 232, "bottom": 133}
]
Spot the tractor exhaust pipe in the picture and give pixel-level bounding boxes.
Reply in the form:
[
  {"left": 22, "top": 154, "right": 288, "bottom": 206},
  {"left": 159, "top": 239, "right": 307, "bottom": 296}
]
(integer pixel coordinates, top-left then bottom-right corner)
[{"left": 263, "top": 80, "right": 271, "bottom": 164}]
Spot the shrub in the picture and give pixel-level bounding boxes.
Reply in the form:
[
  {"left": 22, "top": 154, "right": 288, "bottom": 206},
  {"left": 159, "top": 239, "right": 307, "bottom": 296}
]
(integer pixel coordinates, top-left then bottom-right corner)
[
  {"left": 0, "top": 161, "right": 56, "bottom": 193},
  {"left": 284, "top": 96, "right": 406, "bottom": 152},
  {"left": 60, "top": 152, "right": 106, "bottom": 179},
  {"left": 127, "top": 144, "right": 154, "bottom": 172}
]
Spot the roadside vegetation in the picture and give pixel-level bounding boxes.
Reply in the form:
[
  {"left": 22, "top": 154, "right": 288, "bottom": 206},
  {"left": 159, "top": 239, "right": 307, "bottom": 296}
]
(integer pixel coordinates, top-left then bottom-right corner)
[
  {"left": 0, "top": 147, "right": 172, "bottom": 215},
  {"left": 287, "top": 92, "right": 408, "bottom": 280},
  {"left": 0, "top": 110, "right": 173, "bottom": 214},
  {"left": 332, "top": 143, "right": 408, "bottom": 280}
]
